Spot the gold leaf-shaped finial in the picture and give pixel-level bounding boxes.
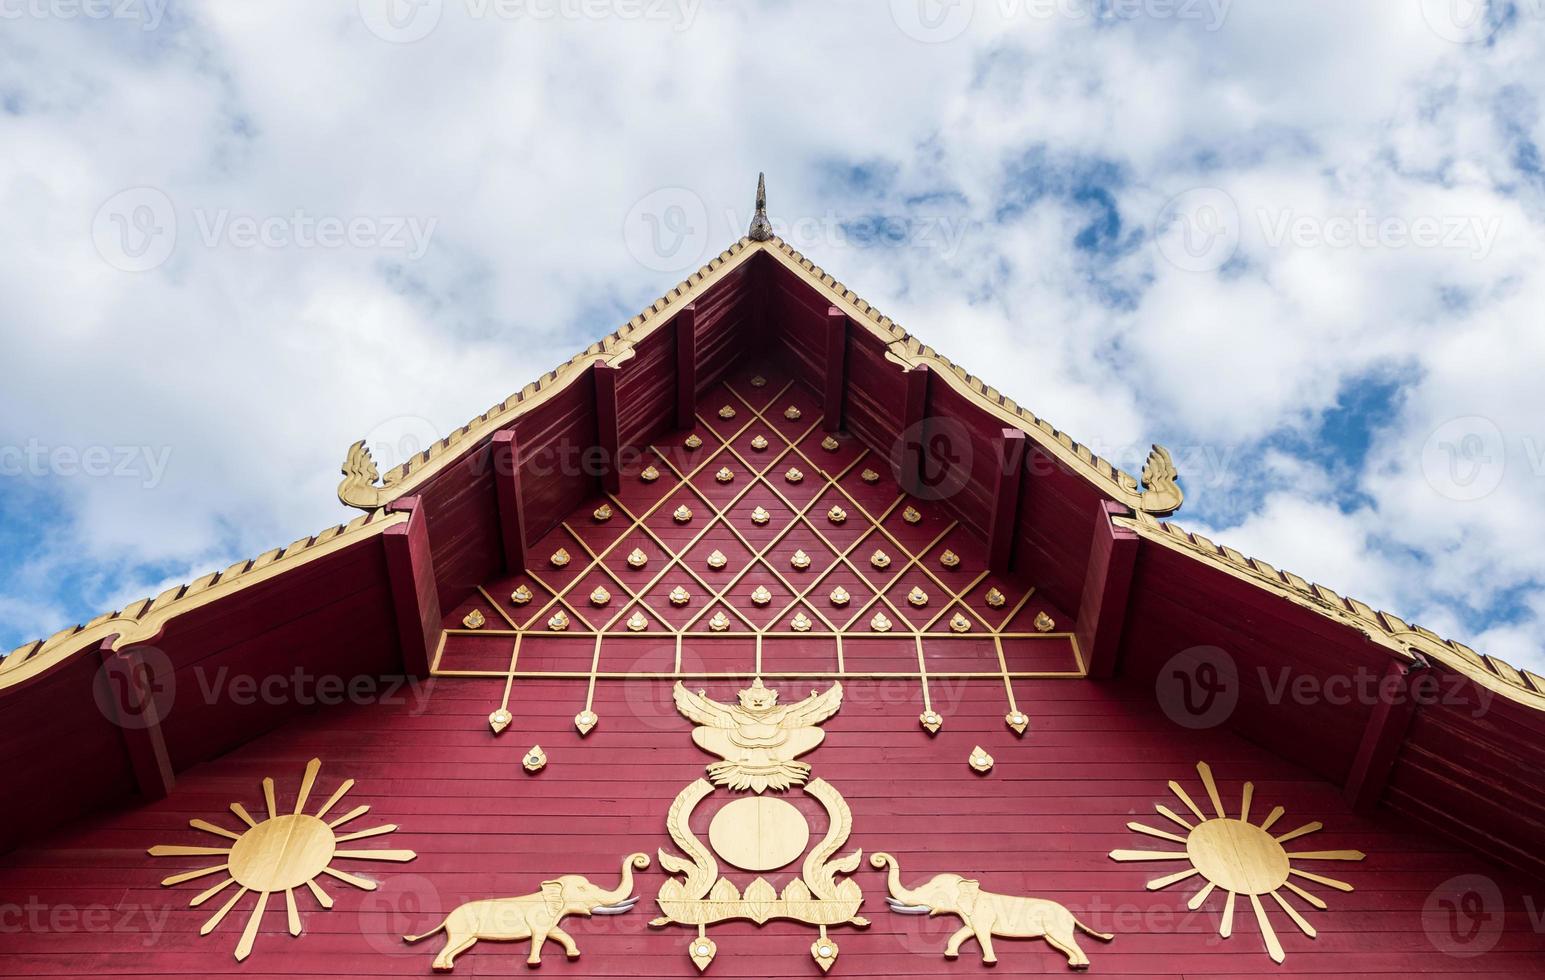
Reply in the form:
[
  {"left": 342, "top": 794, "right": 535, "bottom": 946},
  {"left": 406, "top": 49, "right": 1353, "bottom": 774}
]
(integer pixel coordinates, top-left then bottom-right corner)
[
  {"left": 750, "top": 374, "right": 767, "bottom": 388},
  {"left": 907, "top": 586, "right": 928, "bottom": 607},
  {"left": 1005, "top": 710, "right": 1029, "bottom": 735},
  {"left": 488, "top": 708, "right": 513, "bottom": 734},
  {"left": 673, "top": 504, "right": 693, "bottom": 523},
  {"left": 523, "top": 746, "right": 547, "bottom": 773},
  {"left": 968, "top": 746, "right": 994, "bottom": 773},
  {"left": 902, "top": 505, "right": 922, "bottom": 525},
  {"left": 462, "top": 609, "right": 486, "bottom": 629},
  {"left": 751, "top": 585, "right": 772, "bottom": 606},
  {"left": 547, "top": 610, "right": 569, "bottom": 632},
  {"left": 574, "top": 710, "right": 598, "bottom": 736},
  {"left": 684, "top": 433, "right": 703, "bottom": 450},
  {"left": 790, "top": 549, "right": 811, "bottom": 570},
  {"left": 669, "top": 586, "right": 690, "bottom": 606},
  {"left": 940, "top": 549, "right": 961, "bottom": 569},
  {"left": 784, "top": 405, "right": 802, "bottom": 420},
  {"left": 861, "top": 468, "right": 880, "bottom": 484},
  {"left": 949, "top": 613, "right": 972, "bottom": 633},
  {"left": 785, "top": 467, "right": 804, "bottom": 484},
  {"left": 641, "top": 465, "right": 660, "bottom": 483},
  {"left": 870, "top": 611, "right": 892, "bottom": 632},
  {"left": 718, "top": 405, "right": 737, "bottom": 419},
  {"left": 706, "top": 549, "right": 728, "bottom": 570},
  {"left": 708, "top": 611, "right": 731, "bottom": 632},
  {"left": 689, "top": 936, "right": 718, "bottom": 971},
  {"left": 985, "top": 587, "right": 1007, "bottom": 608},
  {"left": 510, "top": 585, "right": 533, "bottom": 606},
  {"left": 593, "top": 504, "right": 613, "bottom": 522},
  {"left": 1034, "top": 611, "right": 1056, "bottom": 633},
  {"left": 821, "top": 436, "right": 839, "bottom": 452},
  {"left": 791, "top": 612, "right": 812, "bottom": 632},
  {"left": 869, "top": 550, "right": 891, "bottom": 570},
  {"left": 750, "top": 434, "right": 769, "bottom": 451},
  {"left": 751, "top": 506, "right": 771, "bottom": 526},
  {"left": 715, "top": 466, "right": 734, "bottom": 484},
  {"left": 589, "top": 586, "right": 611, "bottom": 607},
  {"left": 827, "top": 506, "right": 847, "bottom": 525},
  {"left": 627, "top": 611, "right": 648, "bottom": 632},
  {"left": 919, "top": 710, "right": 943, "bottom": 734},
  {"left": 627, "top": 547, "right": 649, "bottom": 568},
  {"left": 828, "top": 586, "right": 851, "bottom": 607},
  {"left": 549, "top": 548, "right": 571, "bottom": 568}
]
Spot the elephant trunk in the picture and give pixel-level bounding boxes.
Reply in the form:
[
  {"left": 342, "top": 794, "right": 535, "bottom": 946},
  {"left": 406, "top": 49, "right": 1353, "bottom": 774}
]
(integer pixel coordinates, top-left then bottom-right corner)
[
  {"left": 594, "top": 852, "right": 651, "bottom": 909},
  {"left": 870, "top": 853, "right": 927, "bottom": 909}
]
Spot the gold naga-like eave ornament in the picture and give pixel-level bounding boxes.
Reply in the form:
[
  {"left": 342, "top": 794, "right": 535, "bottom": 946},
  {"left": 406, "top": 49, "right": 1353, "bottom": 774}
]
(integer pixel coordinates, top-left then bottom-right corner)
[{"left": 651, "top": 678, "right": 868, "bottom": 972}]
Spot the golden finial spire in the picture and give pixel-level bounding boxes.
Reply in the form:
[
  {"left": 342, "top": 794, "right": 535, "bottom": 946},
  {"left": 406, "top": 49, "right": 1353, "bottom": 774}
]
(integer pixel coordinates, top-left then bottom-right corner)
[{"left": 748, "top": 172, "right": 773, "bottom": 241}]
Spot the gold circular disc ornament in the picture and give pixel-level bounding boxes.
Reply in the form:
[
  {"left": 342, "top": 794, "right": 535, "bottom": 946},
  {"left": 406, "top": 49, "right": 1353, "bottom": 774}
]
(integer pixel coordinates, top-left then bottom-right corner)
[
  {"left": 1186, "top": 819, "right": 1291, "bottom": 895},
  {"left": 228, "top": 814, "right": 336, "bottom": 892},
  {"left": 707, "top": 796, "right": 810, "bottom": 871}
]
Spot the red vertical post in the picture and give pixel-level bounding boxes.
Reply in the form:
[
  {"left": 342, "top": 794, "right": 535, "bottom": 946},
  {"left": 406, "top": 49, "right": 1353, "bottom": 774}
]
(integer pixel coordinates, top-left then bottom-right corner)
[
  {"left": 594, "top": 362, "right": 622, "bottom": 496},
  {"left": 987, "top": 429, "right": 1027, "bottom": 573},
  {"left": 1076, "top": 501, "right": 1139, "bottom": 679},
  {"left": 899, "top": 365, "right": 931, "bottom": 496},
  {"left": 1344, "top": 660, "right": 1424, "bottom": 814},
  {"left": 675, "top": 304, "right": 697, "bottom": 429},
  {"left": 384, "top": 496, "right": 441, "bottom": 679},
  {"left": 491, "top": 430, "right": 529, "bottom": 574},
  {"left": 823, "top": 306, "right": 847, "bottom": 432},
  {"left": 98, "top": 637, "right": 175, "bottom": 800}
]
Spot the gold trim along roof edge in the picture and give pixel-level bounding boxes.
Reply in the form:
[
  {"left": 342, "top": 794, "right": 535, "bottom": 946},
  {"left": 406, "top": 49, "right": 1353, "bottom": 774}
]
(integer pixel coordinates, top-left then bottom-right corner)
[
  {"left": 0, "top": 508, "right": 406, "bottom": 688},
  {"left": 336, "top": 236, "right": 1182, "bottom": 515},
  {"left": 1118, "top": 510, "right": 1545, "bottom": 712}
]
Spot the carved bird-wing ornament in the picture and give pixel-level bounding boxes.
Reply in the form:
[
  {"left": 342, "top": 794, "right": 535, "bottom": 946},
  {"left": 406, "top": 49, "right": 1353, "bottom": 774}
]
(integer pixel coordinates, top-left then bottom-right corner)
[{"left": 673, "top": 683, "right": 743, "bottom": 729}]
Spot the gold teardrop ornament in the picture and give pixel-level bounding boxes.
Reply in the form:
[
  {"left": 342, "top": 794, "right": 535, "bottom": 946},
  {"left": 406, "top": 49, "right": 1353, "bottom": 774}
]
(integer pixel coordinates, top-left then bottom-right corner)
[
  {"left": 751, "top": 506, "right": 771, "bottom": 526},
  {"left": 1005, "top": 710, "right": 1030, "bottom": 735},
  {"left": 861, "top": 468, "right": 879, "bottom": 484},
  {"left": 718, "top": 405, "right": 736, "bottom": 419},
  {"left": 827, "top": 506, "right": 847, "bottom": 525},
  {"left": 821, "top": 436, "right": 839, "bottom": 452},
  {"left": 589, "top": 587, "right": 611, "bottom": 607},
  {"left": 669, "top": 586, "right": 690, "bottom": 606},
  {"left": 985, "top": 587, "right": 1007, "bottom": 609},
  {"left": 626, "top": 611, "right": 648, "bottom": 632},
  {"left": 641, "top": 465, "right": 660, "bottom": 483},
  {"left": 684, "top": 433, "right": 703, "bottom": 450},
  {"left": 715, "top": 467, "right": 734, "bottom": 483},
  {"left": 462, "top": 609, "right": 486, "bottom": 629},
  {"left": 750, "top": 434, "right": 769, "bottom": 451},
  {"left": 784, "top": 405, "right": 802, "bottom": 420},
  {"left": 790, "top": 549, "right": 811, "bottom": 570},
  {"left": 750, "top": 375, "right": 767, "bottom": 388},
  {"left": 673, "top": 504, "right": 693, "bottom": 523},
  {"left": 940, "top": 549, "right": 961, "bottom": 569},
  {"left": 829, "top": 586, "right": 851, "bottom": 607},
  {"left": 510, "top": 585, "right": 533, "bottom": 605},
  {"left": 869, "top": 550, "right": 891, "bottom": 570},
  {"left": 969, "top": 746, "right": 994, "bottom": 773},
  {"left": 870, "top": 612, "right": 892, "bottom": 632},
  {"left": 548, "top": 611, "right": 569, "bottom": 632},
  {"left": 488, "top": 708, "right": 513, "bottom": 734},
  {"left": 907, "top": 586, "right": 928, "bottom": 607},
  {"left": 627, "top": 547, "right": 649, "bottom": 569},
  {"left": 706, "top": 549, "right": 728, "bottom": 570},
  {"left": 920, "top": 710, "right": 943, "bottom": 734},
  {"left": 523, "top": 746, "right": 547, "bottom": 773},
  {"left": 549, "top": 548, "right": 571, "bottom": 568},
  {"left": 949, "top": 613, "right": 972, "bottom": 633},
  {"left": 751, "top": 586, "right": 772, "bottom": 606},
  {"left": 785, "top": 467, "right": 804, "bottom": 484},
  {"left": 791, "top": 612, "right": 812, "bottom": 632},
  {"left": 593, "top": 504, "right": 613, "bottom": 522},
  {"left": 1034, "top": 611, "right": 1056, "bottom": 632},
  {"left": 573, "top": 710, "right": 598, "bottom": 736},
  {"left": 708, "top": 611, "right": 731, "bottom": 632},
  {"left": 902, "top": 506, "right": 922, "bottom": 524}
]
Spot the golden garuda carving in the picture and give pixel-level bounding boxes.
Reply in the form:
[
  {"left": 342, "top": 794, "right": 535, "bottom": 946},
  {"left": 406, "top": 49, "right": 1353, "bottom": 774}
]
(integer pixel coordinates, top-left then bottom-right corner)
[
  {"left": 673, "top": 678, "right": 842, "bottom": 792},
  {"left": 654, "top": 678, "right": 867, "bottom": 972}
]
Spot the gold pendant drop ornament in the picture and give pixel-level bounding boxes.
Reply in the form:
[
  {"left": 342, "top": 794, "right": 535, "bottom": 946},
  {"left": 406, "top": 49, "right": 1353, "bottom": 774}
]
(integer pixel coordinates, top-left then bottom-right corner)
[
  {"left": 462, "top": 609, "right": 486, "bottom": 629},
  {"left": 828, "top": 586, "right": 851, "bottom": 607},
  {"left": 688, "top": 936, "right": 718, "bottom": 971},
  {"left": 488, "top": 708, "right": 513, "bottom": 734},
  {"left": 1034, "top": 611, "right": 1056, "bottom": 632},
  {"left": 627, "top": 611, "right": 649, "bottom": 632},
  {"left": 985, "top": 587, "right": 1006, "bottom": 609},
  {"left": 522, "top": 746, "right": 547, "bottom": 773},
  {"left": 821, "top": 436, "right": 839, "bottom": 452},
  {"left": 547, "top": 611, "right": 570, "bottom": 632},
  {"left": 593, "top": 504, "right": 613, "bottom": 522},
  {"left": 706, "top": 549, "right": 728, "bottom": 570},
  {"left": 750, "top": 434, "right": 769, "bottom": 451},
  {"left": 902, "top": 505, "right": 922, "bottom": 525},
  {"left": 549, "top": 548, "right": 571, "bottom": 568},
  {"left": 589, "top": 587, "right": 611, "bottom": 607},
  {"left": 1005, "top": 710, "right": 1030, "bottom": 735},
  {"left": 574, "top": 710, "right": 598, "bottom": 736},
  {"left": 627, "top": 547, "right": 649, "bottom": 569},
  {"left": 949, "top": 613, "right": 972, "bottom": 633},
  {"left": 968, "top": 746, "right": 994, "bottom": 773},
  {"left": 641, "top": 465, "right": 661, "bottom": 483},
  {"left": 827, "top": 506, "right": 847, "bottom": 525},
  {"left": 919, "top": 710, "right": 943, "bottom": 734},
  {"left": 750, "top": 374, "right": 767, "bottom": 388},
  {"left": 785, "top": 467, "right": 804, "bottom": 484},
  {"left": 870, "top": 612, "right": 892, "bottom": 632},
  {"left": 511, "top": 585, "right": 533, "bottom": 605},
  {"left": 860, "top": 469, "right": 879, "bottom": 484},
  {"left": 751, "top": 506, "right": 771, "bottom": 526},
  {"left": 783, "top": 405, "right": 802, "bottom": 420},
  {"left": 708, "top": 611, "right": 731, "bottom": 632},
  {"left": 791, "top": 612, "right": 813, "bottom": 632},
  {"left": 907, "top": 587, "right": 928, "bottom": 608},
  {"left": 790, "top": 549, "right": 811, "bottom": 570},
  {"left": 751, "top": 586, "right": 772, "bottom": 606},
  {"left": 869, "top": 550, "right": 891, "bottom": 570},
  {"left": 718, "top": 405, "right": 737, "bottom": 420},
  {"left": 685, "top": 433, "right": 703, "bottom": 450},
  {"left": 670, "top": 586, "right": 691, "bottom": 607},
  {"left": 715, "top": 467, "right": 734, "bottom": 484},
  {"left": 940, "top": 549, "right": 961, "bottom": 569},
  {"left": 674, "top": 504, "right": 694, "bottom": 523}
]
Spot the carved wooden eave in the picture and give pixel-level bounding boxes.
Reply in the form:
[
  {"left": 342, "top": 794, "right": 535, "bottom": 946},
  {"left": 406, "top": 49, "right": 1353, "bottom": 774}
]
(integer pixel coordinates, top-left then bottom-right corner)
[
  {"left": 335, "top": 235, "right": 1184, "bottom": 516},
  {"left": 1117, "top": 510, "right": 1545, "bottom": 712}
]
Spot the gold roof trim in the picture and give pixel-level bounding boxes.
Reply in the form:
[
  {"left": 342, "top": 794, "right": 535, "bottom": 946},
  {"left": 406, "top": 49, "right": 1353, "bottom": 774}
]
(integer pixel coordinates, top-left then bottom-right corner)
[
  {"left": 1118, "top": 510, "right": 1545, "bottom": 712},
  {"left": 0, "top": 508, "right": 405, "bottom": 689},
  {"left": 339, "top": 236, "right": 1181, "bottom": 515}
]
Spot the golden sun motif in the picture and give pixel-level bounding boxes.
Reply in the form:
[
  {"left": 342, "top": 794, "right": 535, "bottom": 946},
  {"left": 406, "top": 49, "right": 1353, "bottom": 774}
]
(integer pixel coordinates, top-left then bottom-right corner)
[
  {"left": 148, "top": 758, "right": 416, "bottom": 962},
  {"left": 1110, "top": 761, "right": 1363, "bottom": 963}
]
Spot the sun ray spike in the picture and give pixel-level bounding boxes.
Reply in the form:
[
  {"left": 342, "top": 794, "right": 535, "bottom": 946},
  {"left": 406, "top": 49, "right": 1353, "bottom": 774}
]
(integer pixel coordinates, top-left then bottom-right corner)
[
  {"left": 294, "top": 758, "right": 322, "bottom": 814},
  {"left": 1283, "top": 880, "right": 1327, "bottom": 910},
  {"left": 1274, "top": 821, "right": 1323, "bottom": 844},
  {"left": 285, "top": 888, "right": 302, "bottom": 936},
  {"left": 160, "top": 864, "right": 228, "bottom": 886},
  {"left": 235, "top": 890, "right": 269, "bottom": 961},
  {"left": 1155, "top": 804, "right": 1194, "bottom": 830},
  {"left": 1168, "top": 780, "right": 1208, "bottom": 822},
  {"left": 322, "top": 867, "right": 378, "bottom": 891},
  {"left": 1290, "top": 869, "right": 1354, "bottom": 892},
  {"left": 1240, "top": 781, "right": 1254, "bottom": 823},
  {"left": 191, "top": 876, "right": 236, "bottom": 907},
  {"left": 1109, "top": 849, "right": 1189, "bottom": 861},
  {"left": 1147, "top": 867, "right": 1200, "bottom": 891},
  {"left": 304, "top": 877, "right": 334, "bottom": 909},
  {"left": 314, "top": 779, "right": 355, "bottom": 819},
  {"left": 1286, "top": 849, "right": 1366, "bottom": 861},
  {"left": 190, "top": 818, "right": 242, "bottom": 841},
  {"left": 201, "top": 886, "right": 249, "bottom": 935},
  {"left": 230, "top": 803, "right": 258, "bottom": 828},
  {"left": 1187, "top": 881, "right": 1217, "bottom": 910},
  {"left": 334, "top": 849, "right": 417, "bottom": 862},
  {"left": 1128, "top": 821, "right": 1189, "bottom": 844},
  {"left": 1220, "top": 891, "right": 1236, "bottom": 937},
  {"left": 1196, "top": 761, "right": 1226, "bottom": 818},
  {"left": 148, "top": 845, "right": 232, "bottom": 857},
  {"left": 328, "top": 804, "right": 371, "bottom": 829},
  {"left": 335, "top": 824, "right": 398, "bottom": 843},
  {"left": 262, "top": 778, "right": 277, "bottom": 820},
  {"left": 1250, "top": 893, "right": 1285, "bottom": 964},
  {"left": 1260, "top": 805, "right": 1285, "bottom": 832},
  {"left": 1269, "top": 889, "right": 1316, "bottom": 938}
]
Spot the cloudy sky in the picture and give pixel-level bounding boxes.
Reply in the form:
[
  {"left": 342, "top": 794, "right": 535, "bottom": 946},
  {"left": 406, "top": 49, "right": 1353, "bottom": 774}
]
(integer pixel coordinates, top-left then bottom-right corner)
[{"left": 1, "top": 1, "right": 1541, "bottom": 673}]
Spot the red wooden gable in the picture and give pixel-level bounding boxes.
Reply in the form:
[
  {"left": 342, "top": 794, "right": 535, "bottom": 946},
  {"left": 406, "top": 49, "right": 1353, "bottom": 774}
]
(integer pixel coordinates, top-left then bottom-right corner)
[{"left": 2, "top": 229, "right": 1543, "bottom": 977}]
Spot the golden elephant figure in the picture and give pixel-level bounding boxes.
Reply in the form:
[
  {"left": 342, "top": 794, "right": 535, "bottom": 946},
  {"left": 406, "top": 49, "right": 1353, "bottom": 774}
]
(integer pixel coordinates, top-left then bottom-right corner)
[
  {"left": 405, "top": 853, "right": 650, "bottom": 970},
  {"left": 871, "top": 853, "right": 1113, "bottom": 969}
]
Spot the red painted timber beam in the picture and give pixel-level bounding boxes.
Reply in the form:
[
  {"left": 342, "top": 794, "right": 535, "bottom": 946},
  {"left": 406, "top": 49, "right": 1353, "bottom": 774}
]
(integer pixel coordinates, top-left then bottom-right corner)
[
  {"left": 491, "top": 430, "right": 529, "bottom": 574},
  {"left": 823, "top": 306, "right": 847, "bottom": 432},
  {"left": 1076, "top": 500, "right": 1140, "bottom": 679},
  {"left": 384, "top": 496, "right": 441, "bottom": 679},
  {"left": 594, "top": 362, "right": 622, "bottom": 496},
  {"left": 987, "top": 428, "right": 1027, "bottom": 573},
  {"left": 675, "top": 304, "right": 696, "bottom": 429},
  {"left": 1344, "top": 659, "right": 1426, "bottom": 814},
  {"left": 899, "top": 364, "right": 931, "bottom": 497},
  {"left": 97, "top": 636, "right": 174, "bottom": 800}
]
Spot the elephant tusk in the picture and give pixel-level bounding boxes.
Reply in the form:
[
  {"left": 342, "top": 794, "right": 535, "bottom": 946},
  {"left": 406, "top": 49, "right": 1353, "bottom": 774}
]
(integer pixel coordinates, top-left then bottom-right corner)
[
  {"left": 886, "top": 899, "right": 933, "bottom": 915},
  {"left": 592, "top": 896, "right": 640, "bottom": 915}
]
